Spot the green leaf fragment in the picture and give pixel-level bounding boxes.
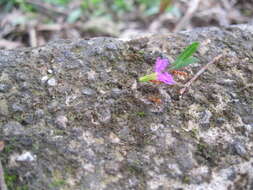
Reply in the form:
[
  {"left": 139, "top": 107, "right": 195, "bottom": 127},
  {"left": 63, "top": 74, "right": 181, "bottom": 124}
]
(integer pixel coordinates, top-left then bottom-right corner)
[
  {"left": 171, "top": 42, "right": 199, "bottom": 70},
  {"left": 139, "top": 73, "right": 156, "bottom": 82},
  {"left": 170, "top": 57, "right": 199, "bottom": 70}
]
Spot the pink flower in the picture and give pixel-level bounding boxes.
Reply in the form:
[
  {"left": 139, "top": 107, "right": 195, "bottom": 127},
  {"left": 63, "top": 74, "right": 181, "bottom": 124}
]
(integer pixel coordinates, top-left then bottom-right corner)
[
  {"left": 154, "top": 57, "right": 175, "bottom": 85},
  {"left": 139, "top": 57, "right": 175, "bottom": 85}
]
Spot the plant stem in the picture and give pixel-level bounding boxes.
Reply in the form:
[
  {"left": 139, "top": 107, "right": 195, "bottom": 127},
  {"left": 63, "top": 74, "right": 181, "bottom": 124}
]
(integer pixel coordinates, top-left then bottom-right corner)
[{"left": 180, "top": 54, "right": 223, "bottom": 95}]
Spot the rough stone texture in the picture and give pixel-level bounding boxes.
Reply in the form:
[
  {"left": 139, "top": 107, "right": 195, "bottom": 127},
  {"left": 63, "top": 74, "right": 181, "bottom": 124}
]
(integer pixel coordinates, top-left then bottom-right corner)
[{"left": 0, "top": 24, "right": 253, "bottom": 190}]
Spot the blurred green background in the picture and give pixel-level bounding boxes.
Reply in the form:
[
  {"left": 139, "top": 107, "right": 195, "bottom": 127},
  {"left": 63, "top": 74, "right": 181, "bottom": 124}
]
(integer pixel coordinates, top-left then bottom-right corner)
[{"left": 0, "top": 0, "right": 252, "bottom": 49}]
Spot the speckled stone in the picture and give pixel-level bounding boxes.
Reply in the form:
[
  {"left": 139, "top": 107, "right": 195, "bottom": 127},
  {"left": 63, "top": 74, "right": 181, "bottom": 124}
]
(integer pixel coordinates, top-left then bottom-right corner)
[
  {"left": 0, "top": 25, "right": 253, "bottom": 190},
  {"left": 232, "top": 141, "right": 247, "bottom": 157},
  {"left": 81, "top": 88, "right": 96, "bottom": 96},
  {"left": 10, "top": 103, "right": 26, "bottom": 112},
  {"left": 3, "top": 121, "right": 25, "bottom": 136},
  {"left": 55, "top": 115, "right": 68, "bottom": 129},
  {"left": 0, "top": 83, "right": 11, "bottom": 93},
  {"left": 47, "top": 78, "right": 57, "bottom": 86},
  {"left": 0, "top": 99, "right": 9, "bottom": 116}
]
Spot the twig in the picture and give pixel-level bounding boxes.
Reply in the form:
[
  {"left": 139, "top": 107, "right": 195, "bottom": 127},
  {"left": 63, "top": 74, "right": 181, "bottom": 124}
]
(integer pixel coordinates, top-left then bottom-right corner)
[
  {"left": 26, "top": 0, "right": 68, "bottom": 17},
  {"left": 29, "top": 27, "right": 37, "bottom": 47},
  {"left": 37, "top": 24, "right": 62, "bottom": 31},
  {"left": 173, "top": 0, "right": 200, "bottom": 32},
  {"left": 179, "top": 54, "right": 223, "bottom": 95},
  {"left": 0, "top": 141, "right": 7, "bottom": 190},
  {"left": 0, "top": 161, "right": 7, "bottom": 190}
]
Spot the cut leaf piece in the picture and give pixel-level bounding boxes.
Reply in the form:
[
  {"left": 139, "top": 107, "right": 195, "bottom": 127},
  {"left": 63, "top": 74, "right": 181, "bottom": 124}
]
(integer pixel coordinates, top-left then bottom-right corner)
[
  {"left": 171, "top": 42, "right": 199, "bottom": 68},
  {"left": 170, "top": 57, "right": 199, "bottom": 70}
]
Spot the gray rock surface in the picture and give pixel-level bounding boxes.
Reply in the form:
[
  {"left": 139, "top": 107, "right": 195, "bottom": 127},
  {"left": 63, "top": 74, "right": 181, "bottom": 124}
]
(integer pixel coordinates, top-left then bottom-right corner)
[{"left": 0, "top": 25, "right": 253, "bottom": 190}]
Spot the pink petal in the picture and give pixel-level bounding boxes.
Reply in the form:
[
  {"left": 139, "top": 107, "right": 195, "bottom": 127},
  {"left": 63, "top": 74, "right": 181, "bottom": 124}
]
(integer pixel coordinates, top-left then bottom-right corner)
[
  {"left": 155, "top": 57, "right": 169, "bottom": 73},
  {"left": 157, "top": 72, "right": 175, "bottom": 85}
]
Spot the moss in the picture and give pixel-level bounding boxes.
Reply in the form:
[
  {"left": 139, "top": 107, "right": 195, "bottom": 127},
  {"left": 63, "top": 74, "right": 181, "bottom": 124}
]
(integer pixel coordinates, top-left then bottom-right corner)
[
  {"left": 31, "top": 142, "right": 40, "bottom": 152},
  {"left": 182, "top": 175, "right": 190, "bottom": 184},
  {"left": 12, "top": 113, "right": 25, "bottom": 123},
  {"left": 138, "top": 50, "right": 145, "bottom": 55},
  {"left": 49, "top": 179, "right": 67, "bottom": 188},
  {"left": 3, "top": 143, "right": 15, "bottom": 154},
  {"left": 136, "top": 111, "right": 146, "bottom": 117},
  {"left": 67, "top": 111, "right": 84, "bottom": 122},
  {"left": 189, "top": 128, "right": 199, "bottom": 139},
  {"left": 195, "top": 142, "right": 222, "bottom": 167},
  {"left": 48, "top": 169, "right": 69, "bottom": 189},
  {"left": 4, "top": 171, "right": 18, "bottom": 189},
  {"left": 125, "top": 161, "right": 144, "bottom": 176},
  {"left": 2, "top": 138, "right": 18, "bottom": 154},
  {"left": 127, "top": 165, "right": 142, "bottom": 175},
  {"left": 4, "top": 169, "right": 28, "bottom": 190},
  {"left": 54, "top": 129, "right": 67, "bottom": 136},
  {"left": 1, "top": 136, "right": 35, "bottom": 158}
]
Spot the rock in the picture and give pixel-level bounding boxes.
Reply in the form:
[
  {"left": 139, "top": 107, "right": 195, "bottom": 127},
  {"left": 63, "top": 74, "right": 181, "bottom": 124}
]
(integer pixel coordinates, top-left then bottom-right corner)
[
  {"left": 0, "top": 83, "right": 11, "bottom": 93},
  {"left": 232, "top": 141, "right": 247, "bottom": 157},
  {"left": 3, "top": 121, "right": 25, "bottom": 136},
  {"left": 243, "top": 124, "right": 253, "bottom": 135},
  {"left": 81, "top": 88, "right": 96, "bottom": 96},
  {"left": 111, "top": 88, "right": 123, "bottom": 98},
  {"left": 104, "top": 161, "right": 121, "bottom": 175},
  {"left": 10, "top": 103, "right": 26, "bottom": 112},
  {"left": 16, "top": 151, "right": 36, "bottom": 162},
  {"left": 0, "top": 25, "right": 253, "bottom": 190},
  {"left": 0, "top": 99, "right": 9, "bottom": 116},
  {"left": 55, "top": 115, "right": 68, "bottom": 129},
  {"left": 35, "top": 109, "right": 45, "bottom": 119},
  {"left": 242, "top": 115, "right": 253, "bottom": 125},
  {"left": 47, "top": 77, "right": 57, "bottom": 86},
  {"left": 200, "top": 110, "right": 212, "bottom": 124}
]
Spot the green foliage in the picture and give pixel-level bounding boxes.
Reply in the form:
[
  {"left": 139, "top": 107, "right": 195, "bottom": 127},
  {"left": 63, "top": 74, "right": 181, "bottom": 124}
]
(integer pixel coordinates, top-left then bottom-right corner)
[
  {"left": 90, "top": 0, "right": 103, "bottom": 4},
  {"left": 137, "top": 0, "right": 160, "bottom": 8},
  {"left": 4, "top": 170, "right": 28, "bottom": 190},
  {"left": 0, "top": 0, "right": 15, "bottom": 11},
  {"left": 112, "top": 0, "right": 132, "bottom": 12},
  {"left": 0, "top": 0, "right": 34, "bottom": 12},
  {"left": 67, "top": 8, "right": 82, "bottom": 23},
  {"left": 170, "top": 42, "right": 199, "bottom": 70},
  {"left": 136, "top": 111, "right": 146, "bottom": 117},
  {"left": 1, "top": 0, "right": 166, "bottom": 15},
  {"left": 137, "top": 0, "right": 161, "bottom": 15},
  {"left": 5, "top": 171, "right": 18, "bottom": 188},
  {"left": 43, "top": 0, "right": 71, "bottom": 6},
  {"left": 0, "top": 0, "right": 173, "bottom": 23},
  {"left": 49, "top": 179, "right": 67, "bottom": 188}
]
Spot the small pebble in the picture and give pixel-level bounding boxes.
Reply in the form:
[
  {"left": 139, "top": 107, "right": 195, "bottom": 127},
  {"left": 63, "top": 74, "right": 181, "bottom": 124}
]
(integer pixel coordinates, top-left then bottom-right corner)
[
  {"left": 82, "top": 88, "right": 96, "bottom": 96},
  {"left": 41, "top": 76, "right": 49, "bottom": 83},
  {"left": 233, "top": 141, "right": 247, "bottom": 157},
  {"left": 200, "top": 110, "right": 212, "bottom": 124},
  {"left": 3, "top": 121, "right": 25, "bottom": 136},
  {"left": 11, "top": 103, "right": 26, "bottom": 112},
  {"left": 16, "top": 152, "right": 36, "bottom": 162},
  {"left": 104, "top": 161, "right": 121, "bottom": 175},
  {"left": 55, "top": 115, "right": 68, "bottom": 129},
  {"left": 47, "top": 78, "right": 57, "bottom": 86},
  {"left": 0, "top": 83, "right": 11, "bottom": 93}
]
